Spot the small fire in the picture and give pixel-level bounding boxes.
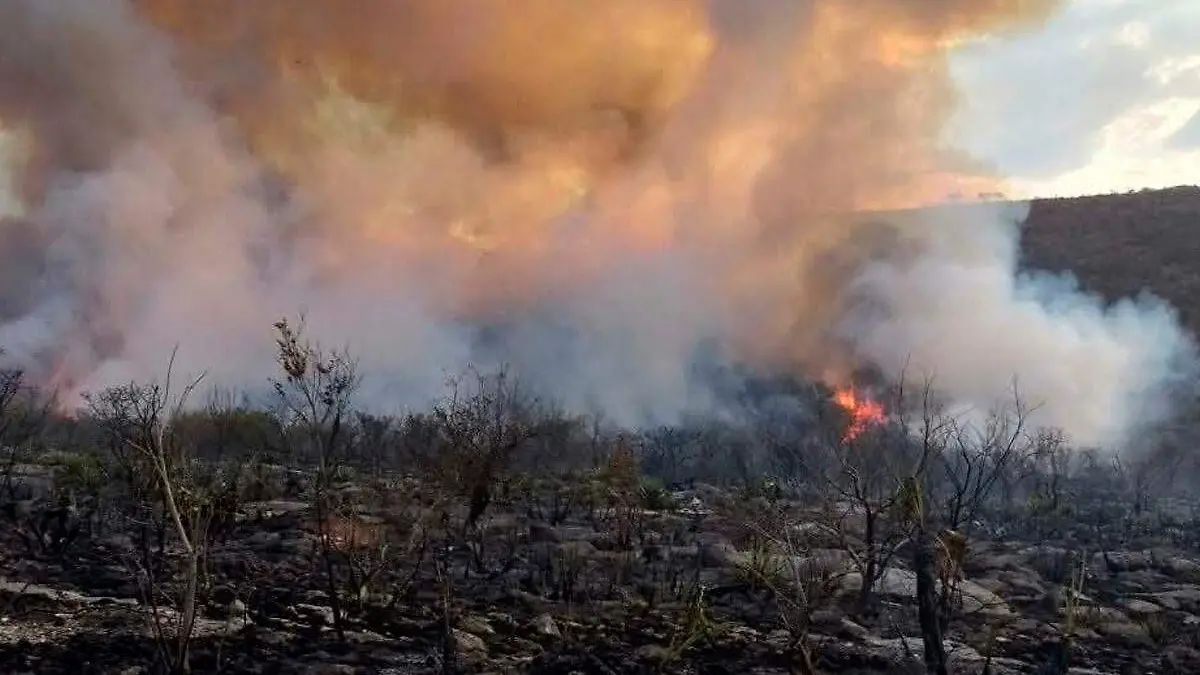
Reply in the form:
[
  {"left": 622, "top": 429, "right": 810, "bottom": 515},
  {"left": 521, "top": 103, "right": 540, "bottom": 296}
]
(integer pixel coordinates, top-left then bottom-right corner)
[{"left": 833, "top": 387, "right": 886, "bottom": 443}]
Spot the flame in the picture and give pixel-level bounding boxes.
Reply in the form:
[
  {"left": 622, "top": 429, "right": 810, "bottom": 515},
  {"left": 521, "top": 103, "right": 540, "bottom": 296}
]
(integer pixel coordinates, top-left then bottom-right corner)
[{"left": 833, "top": 387, "right": 887, "bottom": 443}]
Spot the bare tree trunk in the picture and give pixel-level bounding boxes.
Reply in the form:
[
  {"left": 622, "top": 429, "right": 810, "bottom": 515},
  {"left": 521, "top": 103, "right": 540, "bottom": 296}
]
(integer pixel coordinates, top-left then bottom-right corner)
[
  {"left": 315, "top": 486, "right": 348, "bottom": 642},
  {"left": 858, "top": 510, "right": 878, "bottom": 616},
  {"left": 914, "top": 527, "right": 948, "bottom": 675},
  {"left": 789, "top": 636, "right": 819, "bottom": 675},
  {"left": 1037, "top": 641, "right": 1071, "bottom": 675},
  {"left": 153, "top": 439, "right": 201, "bottom": 675},
  {"left": 174, "top": 550, "right": 199, "bottom": 674},
  {"left": 436, "top": 549, "right": 457, "bottom": 675}
]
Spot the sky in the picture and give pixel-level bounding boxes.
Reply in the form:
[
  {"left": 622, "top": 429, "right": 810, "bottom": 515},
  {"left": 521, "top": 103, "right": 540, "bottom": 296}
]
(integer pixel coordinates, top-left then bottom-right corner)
[{"left": 949, "top": 0, "right": 1200, "bottom": 198}]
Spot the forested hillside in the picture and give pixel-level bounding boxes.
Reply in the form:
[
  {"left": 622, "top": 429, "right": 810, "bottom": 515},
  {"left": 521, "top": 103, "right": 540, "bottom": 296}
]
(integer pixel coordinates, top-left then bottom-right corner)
[{"left": 1021, "top": 186, "right": 1200, "bottom": 334}]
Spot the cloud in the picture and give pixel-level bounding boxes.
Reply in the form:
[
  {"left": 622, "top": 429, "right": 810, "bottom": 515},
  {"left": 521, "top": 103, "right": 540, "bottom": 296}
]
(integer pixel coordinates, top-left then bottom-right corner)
[
  {"left": 1167, "top": 109, "right": 1200, "bottom": 150},
  {"left": 949, "top": 0, "right": 1200, "bottom": 185}
]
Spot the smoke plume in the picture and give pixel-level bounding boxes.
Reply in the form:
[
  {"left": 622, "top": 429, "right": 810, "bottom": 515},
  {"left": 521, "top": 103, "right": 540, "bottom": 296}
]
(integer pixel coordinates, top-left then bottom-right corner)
[{"left": 0, "top": 0, "right": 1193, "bottom": 448}]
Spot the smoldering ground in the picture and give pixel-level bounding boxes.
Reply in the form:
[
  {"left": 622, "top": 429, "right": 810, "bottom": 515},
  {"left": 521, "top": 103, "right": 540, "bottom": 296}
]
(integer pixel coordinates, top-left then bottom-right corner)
[{"left": 0, "top": 0, "right": 1194, "bottom": 449}]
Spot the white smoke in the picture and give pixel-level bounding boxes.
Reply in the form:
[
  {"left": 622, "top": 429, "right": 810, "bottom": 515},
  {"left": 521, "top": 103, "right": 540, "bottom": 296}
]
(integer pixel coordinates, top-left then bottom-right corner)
[{"left": 845, "top": 201, "right": 1197, "bottom": 448}]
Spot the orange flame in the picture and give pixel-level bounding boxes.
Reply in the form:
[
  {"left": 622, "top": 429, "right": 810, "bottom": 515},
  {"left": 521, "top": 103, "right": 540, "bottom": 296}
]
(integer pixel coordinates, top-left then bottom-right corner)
[{"left": 833, "top": 387, "right": 887, "bottom": 443}]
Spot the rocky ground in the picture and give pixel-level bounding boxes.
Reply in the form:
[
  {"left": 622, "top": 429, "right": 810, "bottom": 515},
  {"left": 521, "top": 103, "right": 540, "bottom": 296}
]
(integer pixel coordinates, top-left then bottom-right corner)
[{"left": 1, "top": 462, "right": 1200, "bottom": 675}]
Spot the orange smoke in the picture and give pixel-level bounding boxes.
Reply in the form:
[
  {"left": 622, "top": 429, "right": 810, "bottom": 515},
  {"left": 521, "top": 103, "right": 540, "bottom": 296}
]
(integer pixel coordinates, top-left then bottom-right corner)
[
  {"left": 0, "top": 0, "right": 1065, "bottom": 402},
  {"left": 126, "top": 0, "right": 719, "bottom": 318},
  {"left": 834, "top": 387, "right": 888, "bottom": 443}
]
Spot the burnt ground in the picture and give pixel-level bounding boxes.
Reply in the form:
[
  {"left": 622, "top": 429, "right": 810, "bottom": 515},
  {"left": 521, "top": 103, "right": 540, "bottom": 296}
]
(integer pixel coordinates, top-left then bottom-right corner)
[{"left": 2, "top": 456, "right": 1200, "bottom": 675}]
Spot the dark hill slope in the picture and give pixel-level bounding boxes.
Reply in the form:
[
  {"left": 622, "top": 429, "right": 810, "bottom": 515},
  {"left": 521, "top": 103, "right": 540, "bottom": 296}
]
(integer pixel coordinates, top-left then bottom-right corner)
[{"left": 1020, "top": 185, "right": 1200, "bottom": 335}]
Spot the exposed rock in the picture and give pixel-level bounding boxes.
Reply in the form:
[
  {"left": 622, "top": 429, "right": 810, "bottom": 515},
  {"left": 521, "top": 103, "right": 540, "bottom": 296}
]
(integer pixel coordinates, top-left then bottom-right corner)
[
  {"left": 531, "top": 613, "right": 561, "bottom": 639},
  {"left": 452, "top": 629, "right": 489, "bottom": 665},
  {"left": 1094, "top": 551, "right": 1154, "bottom": 574},
  {"left": 292, "top": 603, "right": 335, "bottom": 628},
  {"left": 1120, "top": 598, "right": 1162, "bottom": 615},
  {"left": 634, "top": 643, "right": 673, "bottom": 663},
  {"left": 840, "top": 567, "right": 1012, "bottom": 616},
  {"left": 457, "top": 614, "right": 493, "bottom": 637},
  {"left": 245, "top": 531, "right": 284, "bottom": 551},
  {"left": 1152, "top": 586, "right": 1200, "bottom": 613},
  {"left": 1095, "top": 620, "right": 1152, "bottom": 647}
]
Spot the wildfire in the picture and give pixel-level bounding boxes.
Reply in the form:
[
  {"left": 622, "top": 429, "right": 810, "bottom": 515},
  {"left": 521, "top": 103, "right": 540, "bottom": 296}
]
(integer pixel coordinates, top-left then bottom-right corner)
[{"left": 833, "top": 387, "right": 887, "bottom": 443}]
